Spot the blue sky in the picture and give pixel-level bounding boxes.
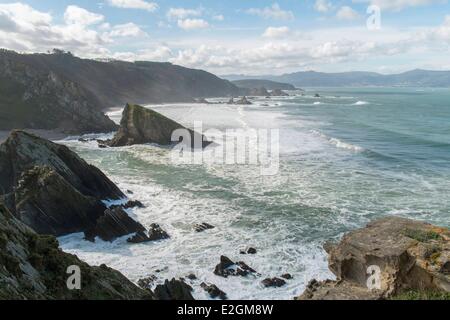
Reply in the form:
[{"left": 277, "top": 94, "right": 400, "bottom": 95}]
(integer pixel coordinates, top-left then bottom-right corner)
[{"left": 0, "top": 0, "right": 450, "bottom": 75}]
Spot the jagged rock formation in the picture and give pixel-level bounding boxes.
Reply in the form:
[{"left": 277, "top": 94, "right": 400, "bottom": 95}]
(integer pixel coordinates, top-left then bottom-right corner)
[
  {"left": 0, "top": 50, "right": 240, "bottom": 133},
  {"left": 107, "top": 104, "right": 211, "bottom": 148},
  {"left": 298, "top": 217, "right": 450, "bottom": 300},
  {"left": 0, "top": 131, "right": 144, "bottom": 241},
  {"left": 153, "top": 278, "right": 195, "bottom": 300},
  {"left": 0, "top": 202, "right": 153, "bottom": 300},
  {"left": 234, "top": 97, "right": 252, "bottom": 105}
]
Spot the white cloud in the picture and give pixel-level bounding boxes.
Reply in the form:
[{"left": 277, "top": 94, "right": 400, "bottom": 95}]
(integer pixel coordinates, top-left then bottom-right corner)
[
  {"left": 64, "top": 5, "right": 104, "bottom": 26},
  {"left": 106, "top": 0, "right": 158, "bottom": 12},
  {"left": 107, "top": 22, "right": 147, "bottom": 37},
  {"left": 262, "top": 26, "right": 290, "bottom": 38},
  {"left": 314, "top": 0, "right": 333, "bottom": 13},
  {"left": 352, "top": 0, "right": 444, "bottom": 11},
  {"left": 167, "top": 7, "right": 202, "bottom": 20},
  {"left": 177, "top": 19, "right": 209, "bottom": 30},
  {"left": 336, "top": 6, "right": 360, "bottom": 20},
  {"left": 246, "top": 3, "right": 294, "bottom": 20},
  {"left": 212, "top": 15, "right": 225, "bottom": 21}
]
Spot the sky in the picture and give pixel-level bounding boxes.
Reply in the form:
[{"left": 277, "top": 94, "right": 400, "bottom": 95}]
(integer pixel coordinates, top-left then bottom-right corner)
[{"left": 0, "top": 0, "right": 449, "bottom": 75}]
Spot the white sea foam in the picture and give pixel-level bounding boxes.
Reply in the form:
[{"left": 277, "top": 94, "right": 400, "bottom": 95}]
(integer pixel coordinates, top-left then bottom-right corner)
[
  {"left": 353, "top": 101, "right": 369, "bottom": 106},
  {"left": 310, "top": 130, "right": 364, "bottom": 152}
]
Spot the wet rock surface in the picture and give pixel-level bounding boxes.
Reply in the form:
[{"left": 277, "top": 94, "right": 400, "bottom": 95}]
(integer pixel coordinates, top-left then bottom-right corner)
[
  {"left": 153, "top": 278, "right": 195, "bottom": 300},
  {"left": 195, "top": 222, "right": 215, "bottom": 233},
  {"left": 261, "top": 277, "right": 286, "bottom": 288},
  {"left": 106, "top": 104, "right": 211, "bottom": 148},
  {"left": 213, "top": 256, "right": 258, "bottom": 278},
  {"left": 201, "top": 282, "right": 228, "bottom": 300}
]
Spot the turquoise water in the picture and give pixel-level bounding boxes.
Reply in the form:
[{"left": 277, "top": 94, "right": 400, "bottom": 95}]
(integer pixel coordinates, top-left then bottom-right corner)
[{"left": 59, "top": 87, "right": 450, "bottom": 300}]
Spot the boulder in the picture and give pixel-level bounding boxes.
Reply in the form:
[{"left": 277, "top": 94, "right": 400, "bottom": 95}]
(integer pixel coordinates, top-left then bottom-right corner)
[
  {"left": 153, "top": 278, "right": 195, "bottom": 300},
  {"left": 298, "top": 217, "right": 450, "bottom": 300},
  {"left": 0, "top": 202, "right": 153, "bottom": 300},
  {"left": 261, "top": 277, "right": 286, "bottom": 288},
  {"left": 240, "top": 247, "right": 257, "bottom": 255},
  {"left": 107, "top": 104, "right": 210, "bottom": 148},
  {"left": 201, "top": 282, "right": 228, "bottom": 300},
  {"left": 281, "top": 273, "right": 293, "bottom": 280},
  {"left": 234, "top": 96, "right": 252, "bottom": 105},
  {"left": 126, "top": 224, "right": 170, "bottom": 244}
]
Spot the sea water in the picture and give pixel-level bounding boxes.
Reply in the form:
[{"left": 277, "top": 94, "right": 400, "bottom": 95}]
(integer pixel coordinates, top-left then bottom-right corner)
[{"left": 58, "top": 87, "right": 450, "bottom": 300}]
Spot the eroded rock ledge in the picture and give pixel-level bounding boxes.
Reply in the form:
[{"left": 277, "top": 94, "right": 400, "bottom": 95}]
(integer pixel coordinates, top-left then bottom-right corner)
[{"left": 298, "top": 217, "right": 450, "bottom": 300}]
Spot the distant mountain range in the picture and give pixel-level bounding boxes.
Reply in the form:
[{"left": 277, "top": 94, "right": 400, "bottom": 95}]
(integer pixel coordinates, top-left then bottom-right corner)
[
  {"left": 223, "top": 70, "right": 450, "bottom": 88},
  {"left": 232, "top": 79, "right": 296, "bottom": 90}
]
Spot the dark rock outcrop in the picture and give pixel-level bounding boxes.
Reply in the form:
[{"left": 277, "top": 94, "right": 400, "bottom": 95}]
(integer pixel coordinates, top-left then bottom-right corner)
[
  {"left": 107, "top": 104, "right": 211, "bottom": 148},
  {"left": 126, "top": 224, "right": 170, "bottom": 244},
  {"left": 195, "top": 222, "right": 215, "bottom": 233},
  {"left": 213, "top": 256, "right": 258, "bottom": 278},
  {"left": 261, "top": 277, "right": 286, "bottom": 288},
  {"left": 0, "top": 202, "right": 153, "bottom": 300},
  {"left": 232, "top": 79, "right": 296, "bottom": 91},
  {"left": 234, "top": 97, "right": 252, "bottom": 105},
  {"left": 153, "top": 278, "right": 195, "bottom": 300},
  {"left": 201, "top": 282, "right": 227, "bottom": 300},
  {"left": 240, "top": 247, "right": 257, "bottom": 255},
  {"left": 0, "top": 131, "right": 144, "bottom": 242},
  {"left": 298, "top": 217, "right": 450, "bottom": 300}
]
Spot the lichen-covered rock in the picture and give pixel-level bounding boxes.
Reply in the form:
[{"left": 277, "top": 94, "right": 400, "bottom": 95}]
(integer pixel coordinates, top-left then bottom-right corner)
[
  {"left": 298, "top": 217, "right": 450, "bottom": 300},
  {"left": 0, "top": 202, "right": 152, "bottom": 300},
  {"left": 107, "top": 104, "right": 211, "bottom": 148}
]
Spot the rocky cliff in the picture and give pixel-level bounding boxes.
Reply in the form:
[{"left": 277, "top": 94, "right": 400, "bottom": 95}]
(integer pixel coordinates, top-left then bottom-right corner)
[
  {"left": 107, "top": 104, "right": 210, "bottom": 148},
  {"left": 0, "top": 131, "right": 145, "bottom": 241},
  {"left": 0, "top": 51, "right": 117, "bottom": 134},
  {"left": 298, "top": 217, "right": 450, "bottom": 300},
  {"left": 0, "top": 202, "right": 153, "bottom": 300},
  {"left": 0, "top": 49, "right": 241, "bottom": 134}
]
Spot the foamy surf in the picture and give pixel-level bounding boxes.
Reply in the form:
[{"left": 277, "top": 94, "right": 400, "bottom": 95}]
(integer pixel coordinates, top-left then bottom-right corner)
[{"left": 353, "top": 101, "right": 369, "bottom": 106}]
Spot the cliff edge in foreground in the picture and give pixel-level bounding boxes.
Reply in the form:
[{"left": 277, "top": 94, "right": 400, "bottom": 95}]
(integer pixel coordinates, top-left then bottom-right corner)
[
  {"left": 0, "top": 202, "right": 153, "bottom": 300},
  {"left": 298, "top": 217, "right": 450, "bottom": 300}
]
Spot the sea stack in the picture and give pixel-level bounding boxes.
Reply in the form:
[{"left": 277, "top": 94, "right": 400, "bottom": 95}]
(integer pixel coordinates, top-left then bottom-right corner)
[{"left": 107, "top": 104, "right": 211, "bottom": 148}]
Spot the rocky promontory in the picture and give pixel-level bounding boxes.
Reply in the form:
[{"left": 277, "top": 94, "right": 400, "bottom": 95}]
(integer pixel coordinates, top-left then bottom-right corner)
[
  {"left": 298, "top": 217, "right": 450, "bottom": 300},
  {"left": 0, "top": 202, "right": 153, "bottom": 300},
  {"left": 107, "top": 104, "right": 211, "bottom": 148},
  {"left": 0, "top": 130, "right": 145, "bottom": 241}
]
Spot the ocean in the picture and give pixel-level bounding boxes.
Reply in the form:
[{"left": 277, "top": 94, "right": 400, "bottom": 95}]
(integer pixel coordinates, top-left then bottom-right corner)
[{"left": 58, "top": 87, "right": 450, "bottom": 300}]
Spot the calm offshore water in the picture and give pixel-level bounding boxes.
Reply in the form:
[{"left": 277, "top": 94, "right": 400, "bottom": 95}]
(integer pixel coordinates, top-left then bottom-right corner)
[{"left": 59, "top": 87, "right": 450, "bottom": 300}]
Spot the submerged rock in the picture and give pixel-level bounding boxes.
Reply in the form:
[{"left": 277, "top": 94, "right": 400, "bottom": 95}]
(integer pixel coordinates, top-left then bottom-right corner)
[
  {"left": 240, "top": 247, "right": 257, "bottom": 255},
  {"left": 261, "top": 277, "right": 286, "bottom": 288},
  {"left": 126, "top": 224, "right": 170, "bottom": 244},
  {"left": 107, "top": 104, "right": 211, "bottom": 148},
  {"left": 201, "top": 282, "right": 228, "bottom": 300},
  {"left": 298, "top": 217, "right": 450, "bottom": 300},
  {"left": 153, "top": 278, "right": 195, "bottom": 300},
  {"left": 85, "top": 207, "right": 146, "bottom": 242}
]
